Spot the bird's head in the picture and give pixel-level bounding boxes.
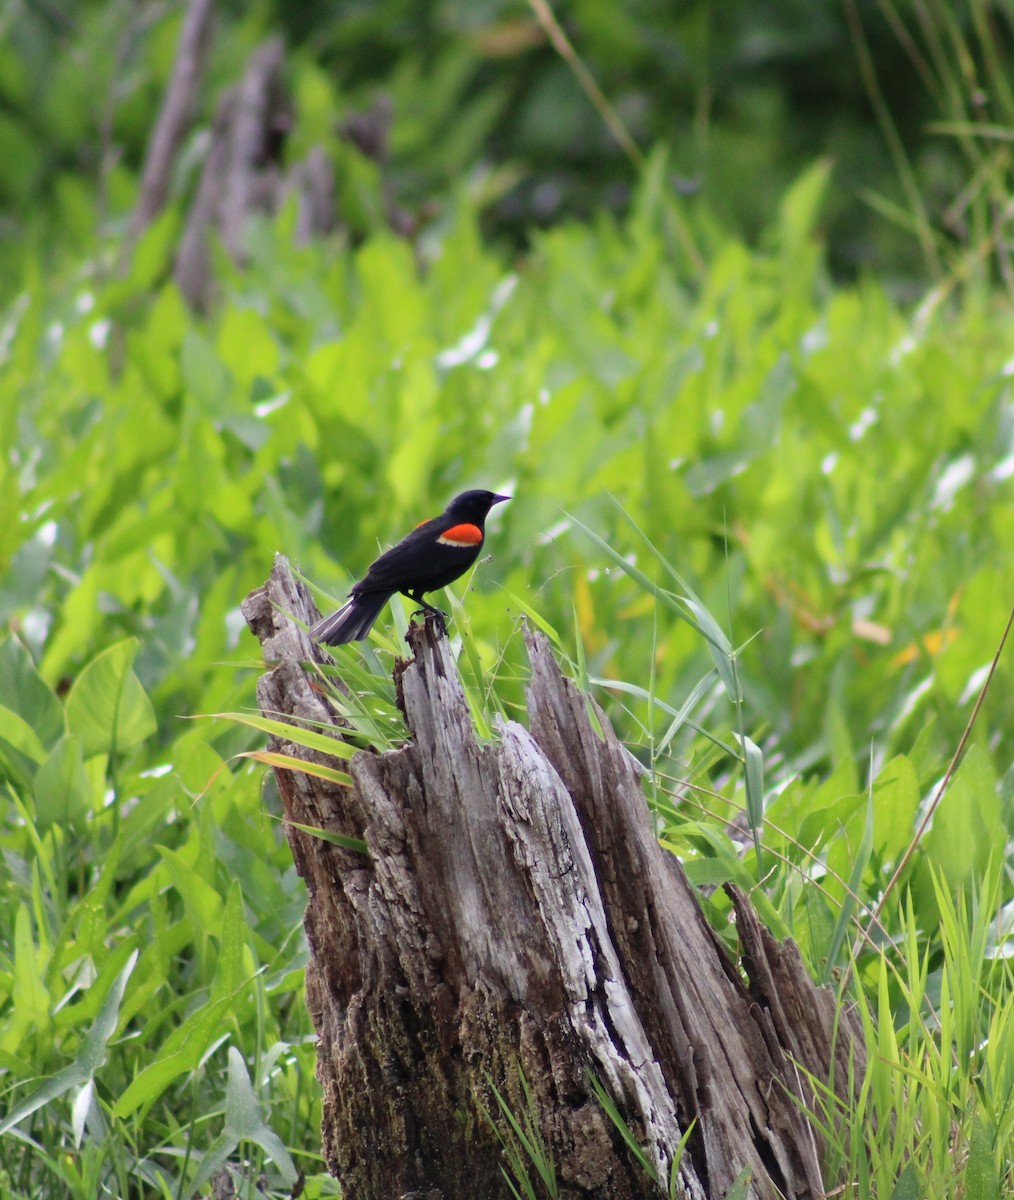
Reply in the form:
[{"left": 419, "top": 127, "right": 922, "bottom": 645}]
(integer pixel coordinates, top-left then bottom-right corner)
[{"left": 445, "top": 490, "right": 510, "bottom": 523}]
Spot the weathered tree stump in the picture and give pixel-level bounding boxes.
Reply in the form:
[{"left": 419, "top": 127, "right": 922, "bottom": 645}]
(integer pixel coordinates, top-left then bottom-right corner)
[
  {"left": 124, "top": 2, "right": 406, "bottom": 309},
  {"left": 242, "top": 556, "right": 864, "bottom": 1199}
]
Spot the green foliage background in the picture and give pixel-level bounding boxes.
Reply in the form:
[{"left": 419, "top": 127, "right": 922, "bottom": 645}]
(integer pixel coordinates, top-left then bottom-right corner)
[
  {"left": 5, "top": 0, "right": 1013, "bottom": 286},
  {"left": 2, "top": 2, "right": 1014, "bottom": 1198}
]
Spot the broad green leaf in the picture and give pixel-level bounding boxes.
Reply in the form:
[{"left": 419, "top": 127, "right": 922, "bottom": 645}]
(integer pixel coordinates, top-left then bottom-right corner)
[
  {"left": 33, "top": 734, "right": 90, "bottom": 828},
  {"left": 157, "top": 847, "right": 224, "bottom": 932},
  {"left": 216, "top": 305, "right": 279, "bottom": 384},
  {"left": 189, "top": 1048, "right": 298, "bottom": 1192},
  {"left": 785, "top": 888, "right": 835, "bottom": 969},
  {"left": 823, "top": 791, "right": 872, "bottom": 908},
  {"left": 871, "top": 754, "right": 919, "bottom": 862},
  {"left": 387, "top": 410, "right": 439, "bottom": 509},
  {"left": 890, "top": 1161, "right": 924, "bottom": 1200},
  {"left": 0, "top": 705, "right": 48, "bottom": 786},
  {"left": 53, "top": 937, "right": 138, "bottom": 1032},
  {"left": 129, "top": 209, "right": 181, "bottom": 290},
  {"left": 72, "top": 949, "right": 138, "bottom": 1073},
  {"left": 726, "top": 1167, "right": 753, "bottom": 1200},
  {"left": 924, "top": 745, "right": 1003, "bottom": 889},
  {"left": 778, "top": 158, "right": 833, "bottom": 252},
  {"left": 65, "top": 639, "right": 157, "bottom": 758},
  {"left": 963, "top": 1117, "right": 1000, "bottom": 1200},
  {"left": 0, "top": 635, "right": 64, "bottom": 749},
  {"left": 825, "top": 694, "right": 859, "bottom": 798},
  {"left": 739, "top": 354, "right": 795, "bottom": 450},
  {"left": 181, "top": 328, "right": 233, "bottom": 417}
]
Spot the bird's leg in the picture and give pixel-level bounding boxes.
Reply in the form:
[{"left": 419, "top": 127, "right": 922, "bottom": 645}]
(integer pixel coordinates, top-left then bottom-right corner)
[{"left": 405, "top": 591, "right": 448, "bottom": 634}]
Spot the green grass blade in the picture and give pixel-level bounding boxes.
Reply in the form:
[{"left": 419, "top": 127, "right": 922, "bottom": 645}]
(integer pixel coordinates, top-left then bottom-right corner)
[
  {"left": 822, "top": 787, "right": 873, "bottom": 984},
  {"left": 566, "top": 512, "right": 721, "bottom": 651},
  {"left": 283, "top": 819, "right": 369, "bottom": 856},
  {"left": 203, "top": 711, "right": 359, "bottom": 759},
  {"left": 587, "top": 1070, "right": 658, "bottom": 1185}
]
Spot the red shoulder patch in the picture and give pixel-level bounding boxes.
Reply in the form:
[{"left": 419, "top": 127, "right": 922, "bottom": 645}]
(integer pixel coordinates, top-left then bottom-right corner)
[{"left": 437, "top": 523, "right": 483, "bottom": 547}]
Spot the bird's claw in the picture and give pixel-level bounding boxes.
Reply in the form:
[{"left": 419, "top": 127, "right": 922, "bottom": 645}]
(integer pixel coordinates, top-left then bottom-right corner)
[{"left": 411, "top": 606, "right": 448, "bottom": 635}]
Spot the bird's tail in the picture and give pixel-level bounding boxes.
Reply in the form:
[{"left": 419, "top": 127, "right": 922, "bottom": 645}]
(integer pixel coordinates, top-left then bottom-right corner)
[{"left": 311, "top": 591, "right": 391, "bottom": 645}]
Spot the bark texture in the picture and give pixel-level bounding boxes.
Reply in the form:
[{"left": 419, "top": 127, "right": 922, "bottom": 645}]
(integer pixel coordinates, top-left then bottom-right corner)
[{"left": 242, "top": 556, "right": 864, "bottom": 1200}]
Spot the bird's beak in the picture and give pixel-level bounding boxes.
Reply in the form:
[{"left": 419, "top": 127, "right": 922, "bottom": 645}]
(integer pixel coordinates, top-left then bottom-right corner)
[{"left": 493, "top": 494, "right": 511, "bottom": 505}]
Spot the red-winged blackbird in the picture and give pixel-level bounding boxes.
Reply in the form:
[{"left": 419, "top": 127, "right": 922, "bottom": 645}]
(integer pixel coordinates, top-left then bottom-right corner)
[{"left": 311, "top": 489, "right": 510, "bottom": 645}]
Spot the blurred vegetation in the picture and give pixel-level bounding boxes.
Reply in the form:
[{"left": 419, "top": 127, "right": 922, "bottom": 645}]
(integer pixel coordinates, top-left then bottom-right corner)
[
  {"left": 1, "top": 1, "right": 1014, "bottom": 1197},
  {"left": 4, "top": 0, "right": 1014, "bottom": 292}
]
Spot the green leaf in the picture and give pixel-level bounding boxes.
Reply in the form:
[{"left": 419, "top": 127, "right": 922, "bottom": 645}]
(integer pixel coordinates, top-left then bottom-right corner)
[
  {"left": 212, "top": 881, "right": 246, "bottom": 1002},
  {"left": 500, "top": 587, "right": 563, "bottom": 647},
  {"left": 0, "top": 704, "right": 48, "bottom": 785},
  {"left": 53, "top": 937, "right": 138, "bottom": 1032},
  {"left": 241, "top": 748, "right": 354, "bottom": 787},
  {"left": 0, "top": 950, "right": 136, "bottom": 1135},
  {"left": 871, "top": 754, "right": 920, "bottom": 862},
  {"left": 587, "top": 1070, "right": 658, "bottom": 1185},
  {"left": 113, "top": 991, "right": 237, "bottom": 1118},
  {"left": 0, "top": 635, "right": 64, "bottom": 749},
  {"left": 284, "top": 820, "right": 369, "bottom": 856},
  {"left": 33, "top": 734, "right": 91, "bottom": 828},
  {"left": 964, "top": 1117, "right": 999, "bottom": 1200},
  {"left": 740, "top": 733, "right": 765, "bottom": 850},
  {"left": 568, "top": 512, "right": 721, "bottom": 651},
  {"left": 740, "top": 354, "right": 795, "bottom": 450},
  {"left": 65, "top": 639, "right": 157, "bottom": 758},
  {"left": 181, "top": 328, "right": 234, "bottom": 417},
  {"left": 210, "top": 710, "right": 359, "bottom": 759},
  {"left": 668, "top": 1117, "right": 698, "bottom": 1200},
  {"left": 822, "top": 789, "right": 873, "bottom": 982},
  {"left": 74, "top": 950, "right": 138, "bottom": 1073},
  {"left": 0, "top": 905, "right": 51, "bottom": 1056},
  {"left": 654, "top": 669, "right": 718, "bottom": 759},
  {"left": 890, "top": 1161, "right": 924, "bottom": 1200},
  {"left": 601, "top": 496, "right": 746, "bottom": 701},
  {"left": 778, "top": 158, "right": 833, "bottom": 250},
  {"left": 189, "top": 1048, "right": 298, "bottom": 1192},
  {"left": 71, "top": 1077, "right": 94, "bottom": 1149},
  {"left": 825, "top": 694, "right": 859, "bottom": 798},
  {"left": 924, "top": 745, "right": 1003, "bottom": 889},
  {"left": 157, "top": 846, "right": 224, "bottom": 933},
  {"left": 726, "top": 1167, "right": 753, "bottom": 1200},
  {"left": 484, "top": 1069, "right": 556, "bottom": 1195}
]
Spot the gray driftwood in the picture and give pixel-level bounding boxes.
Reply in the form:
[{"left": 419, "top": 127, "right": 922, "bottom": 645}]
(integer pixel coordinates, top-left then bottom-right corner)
[{"left": 242, "top": 556, "right": 863, "bottom": 1199}]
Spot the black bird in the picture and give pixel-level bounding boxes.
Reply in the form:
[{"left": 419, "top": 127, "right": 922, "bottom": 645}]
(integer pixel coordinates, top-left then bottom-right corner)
[{"left": 311, "top": 489, "right": 510, "bottom": 645}]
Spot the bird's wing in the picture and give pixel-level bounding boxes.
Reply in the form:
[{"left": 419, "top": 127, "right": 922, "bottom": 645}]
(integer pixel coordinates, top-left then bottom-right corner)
[{"left": 351, "top": 520, "right": 449, "bottom": 592}]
